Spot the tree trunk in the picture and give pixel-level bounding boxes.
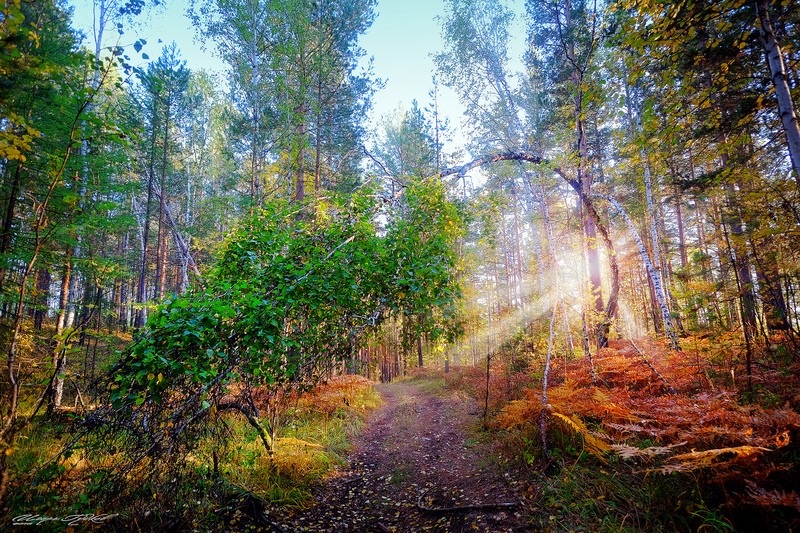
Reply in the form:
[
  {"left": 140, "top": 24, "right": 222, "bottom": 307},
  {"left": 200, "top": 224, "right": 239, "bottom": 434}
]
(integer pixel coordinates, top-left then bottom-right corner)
[
  {"left": 725, "top": 184, "right": 758, "bottom": 340},
  {"left": 750, "top": 237, "right": 790, "bottom": 331},
  {"left": 674, "top": 191, "right": 688, "bottom": 269},
  {"left": 135, "top": 128, "right": 157, "bottom": 328},
  {"left": 155, "top": 98, "right": 171, "bottom": 301},
  {"left": 33, "top": 268, "right": 50, "bottom": 330},
  {"left": 603, "top": 195, "right": 681, "bottom": 350},
  {"left": 295, "top": 102, "right": 307, "bottom": 204},
  {"left": 0, "top": 162, "right": 22, "bottom": 291},
  {"left": 755, "top": 0, "right": 800, "bottom": 181},
  {"left": 315, "top": 78, "right": 323, "bottom": 195}
]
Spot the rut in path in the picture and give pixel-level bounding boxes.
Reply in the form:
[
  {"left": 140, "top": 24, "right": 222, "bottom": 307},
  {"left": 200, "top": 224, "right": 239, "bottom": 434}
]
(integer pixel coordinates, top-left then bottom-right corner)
[{"left": 275, "top": 378, "right": 531, "bottom": 532}]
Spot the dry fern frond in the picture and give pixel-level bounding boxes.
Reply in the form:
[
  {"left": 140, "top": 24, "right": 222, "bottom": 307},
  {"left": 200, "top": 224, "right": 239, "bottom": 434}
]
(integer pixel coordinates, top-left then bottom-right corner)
[
  {"left": 610, "top": 441, "right": 687, "bottom": 460},
  {"left": 497, "top": 398, "right": 538, "bottom": 430},
  {"left": 745, "top": 481, "right": 800, "bottom": 511},
  {"left": 551, "top": 411, "right": 611, "bottom": 458},
  {"left": 653, "top": 445, "right": 770, "bottom": 474}
]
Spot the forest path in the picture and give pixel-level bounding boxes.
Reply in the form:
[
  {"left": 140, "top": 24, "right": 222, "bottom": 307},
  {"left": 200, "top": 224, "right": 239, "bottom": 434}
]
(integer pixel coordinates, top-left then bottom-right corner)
[{"left": 275, "top": 375, "right": 530, "bottom": 532}]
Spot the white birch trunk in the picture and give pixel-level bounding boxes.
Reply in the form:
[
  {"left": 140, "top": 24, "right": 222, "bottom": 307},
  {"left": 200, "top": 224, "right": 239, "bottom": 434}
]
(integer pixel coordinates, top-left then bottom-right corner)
[
  {"left": 755, "top": 0, "right": 800, "bottom": 180},
  {"left": 600, "top": 194, "right": 681, "bottom": 351}
]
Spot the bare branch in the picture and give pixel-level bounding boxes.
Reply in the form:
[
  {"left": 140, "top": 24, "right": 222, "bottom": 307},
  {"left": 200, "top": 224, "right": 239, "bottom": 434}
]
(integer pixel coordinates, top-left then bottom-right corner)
[{"left": 439, "top": 151, "right": 547, "bottom": 178}]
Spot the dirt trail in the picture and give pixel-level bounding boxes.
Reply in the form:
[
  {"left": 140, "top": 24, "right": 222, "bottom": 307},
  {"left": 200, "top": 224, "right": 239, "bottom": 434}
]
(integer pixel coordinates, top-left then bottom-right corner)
[{"left": 275, "top": 378, "right": 530, "bottom": 532}]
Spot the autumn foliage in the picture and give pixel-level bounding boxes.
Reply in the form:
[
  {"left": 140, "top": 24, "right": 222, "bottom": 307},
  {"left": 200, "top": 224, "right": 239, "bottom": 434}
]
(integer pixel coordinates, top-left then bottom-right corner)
[{"left": 449, "top": 335, "right": 800, "bottom": 528}]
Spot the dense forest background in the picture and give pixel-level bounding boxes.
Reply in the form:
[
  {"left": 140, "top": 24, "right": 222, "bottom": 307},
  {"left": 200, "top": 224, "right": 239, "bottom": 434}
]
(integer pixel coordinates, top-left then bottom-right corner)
[{"left": 1, "top": 0, "right": 800, "bottom": 529}]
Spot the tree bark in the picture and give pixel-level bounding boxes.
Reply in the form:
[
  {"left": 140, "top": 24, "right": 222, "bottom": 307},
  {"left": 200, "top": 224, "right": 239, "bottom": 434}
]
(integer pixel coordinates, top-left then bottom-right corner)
[
  {"left": 155, "top": 93, "right": 172, "bottom": 301},
  {"left": 135, "top": 110, "right": 158, "bottom": 329},
  {"left": 755, "top": 0, "right": 800, "bottom": 181},
  {"left": 295, "top": 102, "right": 307, "bottom": 204},
  {"left": 602, "top": 195, "right": 681, "bottom": 350},
  {"left": 33, "top": 268, "right": 50, "bottom": 330},
  {"left": 750, "top": 237, "right": 790, "bottom": 331}
]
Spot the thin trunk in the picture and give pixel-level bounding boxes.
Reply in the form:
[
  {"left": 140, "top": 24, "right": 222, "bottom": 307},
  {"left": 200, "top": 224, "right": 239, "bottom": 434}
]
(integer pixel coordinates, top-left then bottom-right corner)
[
  {"left": 675, "top": 191, "right": 688, "bottom": 269},
  {"left": 725, "top": 184, "right": 758, "bottom": 340},
  {"left": 295, "top": 102, "right": 307, "bottom": 204},
  {"left": 33, "top": 268, "right": 50, "bottom": 330},
  {"left": 721, "top": 220, "right": 754, "bottom": 391},
  {"left": 539, "top": 300, "right": 558, "bottom": 459},
  {"left": 155, "top": 97, "right": 171, "bottom": 301},
  {"left": 417, "top": 330, "right": 424, "bottom": 368},
  {"left": 602, "top": 194, "right": 680, "bottom": 350},
  {"left": 251, "top": 106, "right": 260, "bottom": 209},
  {"left": 750, "top": 237, "right": 790, "bottom": 331},
  {"left": 315, "top": 78, "right": 323, "bottom": 195},
  {"left": 135, "top": 116, "right": 158, "bottom": 329},
  {"left": 483, "top": 339, "right": 490, "bottom": 424},
  {"left": 513, "top": 191, "right": 524, "bottom": 307},
  {"left": 49, "top": 248, "right": 72, "bottom": 411}
]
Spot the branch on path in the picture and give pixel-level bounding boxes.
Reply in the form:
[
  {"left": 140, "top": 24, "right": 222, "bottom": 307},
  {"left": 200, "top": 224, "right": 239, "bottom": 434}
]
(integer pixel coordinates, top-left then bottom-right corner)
[{"left": 416, "top": 488, "right": 517, "bottom": 513}]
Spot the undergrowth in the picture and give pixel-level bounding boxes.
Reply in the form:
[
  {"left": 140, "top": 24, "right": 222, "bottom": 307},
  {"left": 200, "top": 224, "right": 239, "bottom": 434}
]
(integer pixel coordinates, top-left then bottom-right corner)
[
  {"left": 215, "top": 375, "right": 381, "bottom": 508},
  {"left": 2, "top": 375, "right": 380, "bottom": 530},
  {"left": 443, "top": 334, "right": 800, "bottom": 532}
]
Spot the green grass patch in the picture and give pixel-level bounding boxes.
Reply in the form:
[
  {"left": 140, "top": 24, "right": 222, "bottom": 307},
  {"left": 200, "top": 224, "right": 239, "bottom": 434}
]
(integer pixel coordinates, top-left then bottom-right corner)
[
  {"left": 518, "top": 449, "right": 737, "bottom": 532},
  {"left": 400, "top": 368, "right": 449, "bottom": 394}
]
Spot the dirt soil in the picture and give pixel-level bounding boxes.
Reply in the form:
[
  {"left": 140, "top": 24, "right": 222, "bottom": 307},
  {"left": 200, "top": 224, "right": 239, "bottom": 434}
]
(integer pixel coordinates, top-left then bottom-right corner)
[{"left": 273, "top": 378, "right": 532, "bottom": 532}]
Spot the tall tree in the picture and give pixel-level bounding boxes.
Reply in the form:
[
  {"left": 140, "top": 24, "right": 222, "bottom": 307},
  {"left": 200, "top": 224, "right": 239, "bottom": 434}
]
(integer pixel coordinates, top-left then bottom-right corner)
[
  {"left": 190, "top": 0, "right": 377, "bottom": 205},
  {"left": 527, "top": 0, "right": 614, "bottom": 347},
  {"left": 133, "top": 43, "right": 189, "bottom": 326}
]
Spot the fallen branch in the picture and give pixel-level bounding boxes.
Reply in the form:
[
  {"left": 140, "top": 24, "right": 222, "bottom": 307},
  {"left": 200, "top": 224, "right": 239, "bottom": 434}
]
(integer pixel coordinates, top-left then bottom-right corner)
[
  {"left": 416, "top": 488, "right": 517, "bottom": 513},
  {"left": 218, "top": 400, "right": 274, "bottom": 455}
]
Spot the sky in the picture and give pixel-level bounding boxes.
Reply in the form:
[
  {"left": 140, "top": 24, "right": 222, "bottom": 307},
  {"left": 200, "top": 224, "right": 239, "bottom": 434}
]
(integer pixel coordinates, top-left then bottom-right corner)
[{"left": 68, "top": 0, "right": 525, "bottom": 156}]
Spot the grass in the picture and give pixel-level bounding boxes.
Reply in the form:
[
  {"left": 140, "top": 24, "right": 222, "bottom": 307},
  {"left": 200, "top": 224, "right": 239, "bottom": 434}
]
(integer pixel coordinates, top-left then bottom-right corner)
[
  {"left": 213, "top": 378, "right": 382, "bottom": 508},
  {"left": 400, "top": 367, "right": 449, "bottom": 394},
  {"left": 505, "top": 434, "right": 737, "bottom": 532},
  {"left": 3, "top": 375, "right": 382, "bottom": 529}
]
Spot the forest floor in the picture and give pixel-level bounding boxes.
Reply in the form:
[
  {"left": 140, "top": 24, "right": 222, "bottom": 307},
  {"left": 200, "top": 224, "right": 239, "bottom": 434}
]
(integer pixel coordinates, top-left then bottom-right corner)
[{"left": 272, "top": 376, "right": 533, "bottom": 532}]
